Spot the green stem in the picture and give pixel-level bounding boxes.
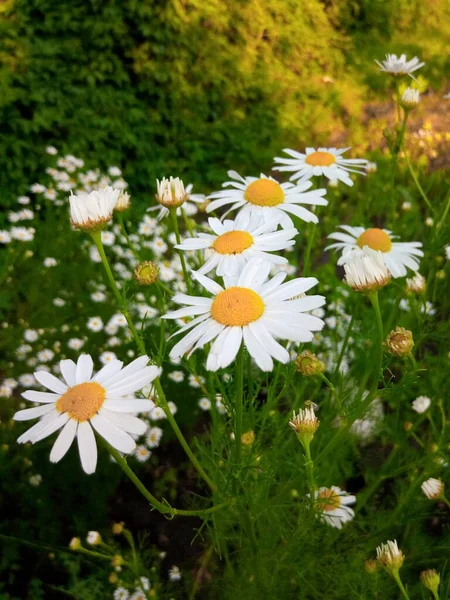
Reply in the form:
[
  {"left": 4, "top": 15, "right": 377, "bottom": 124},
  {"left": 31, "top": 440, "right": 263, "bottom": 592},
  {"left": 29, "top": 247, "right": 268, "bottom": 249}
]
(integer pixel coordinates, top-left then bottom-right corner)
[
  {"left": 392, "top": 570, "right": 411, "bottom": 600},
  {"left": 332, "top": 312, "right": 355, "bottom": 379},
  {"left": 435, "top": 190, "right": 450, "bottom": 234},
  {"left": 439, "top": 495, "right": 450, "bottom": 510},
  {"left": 404, "top": 153, "right": 434, "bottom": 214},
  {"left": 75, "top": 546, "right": 116, "bottom": 562},
  {"left": 171, "top": 208, "right": 192, "bottom": 293},
  {"left": 303, "top": 223, "right": 316, "bottom": 276},
  {"left": 153, "top": 378, "right": 218, "bottom": 493},
  {"left": 117, "top": 212, "right": 141, "bottom": 260},
  {"left": 93, "top": 230, "right": 217, "bottom": 493},
  {"left": 303, "top": 440, "right": 316, "bottom": 496},
  {"left": 106, "top": 442, "right": 221, "bottom": 516},
  {"left": 234, "top": 347, "right": 245, "bottom": 467},
  {"left": 91, "top": 231, "right": 146, "bottom": 355}
]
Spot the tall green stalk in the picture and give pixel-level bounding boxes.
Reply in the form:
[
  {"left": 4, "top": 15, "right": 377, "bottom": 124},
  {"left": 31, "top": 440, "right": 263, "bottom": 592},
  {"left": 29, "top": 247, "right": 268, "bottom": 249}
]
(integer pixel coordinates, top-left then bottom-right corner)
[{"left": 171, "top": 208, "right": 192, "bottom": 293}]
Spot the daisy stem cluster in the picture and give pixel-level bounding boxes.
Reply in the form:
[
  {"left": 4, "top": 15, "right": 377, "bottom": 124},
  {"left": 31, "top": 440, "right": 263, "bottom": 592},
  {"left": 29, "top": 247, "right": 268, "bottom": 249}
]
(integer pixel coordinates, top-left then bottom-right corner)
[{"left": 92, "top": 230, "right": 217, "bottom": 494}]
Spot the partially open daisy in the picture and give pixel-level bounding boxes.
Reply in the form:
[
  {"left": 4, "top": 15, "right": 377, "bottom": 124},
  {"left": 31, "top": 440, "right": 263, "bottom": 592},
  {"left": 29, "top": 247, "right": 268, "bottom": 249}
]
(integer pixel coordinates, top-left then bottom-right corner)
[
  {"left": 175, "top": 213, "right": 297, "bottom": 277},
  {"left": 13, "top": 354, "right": 160, "bottom": 474},
  {"left": 375, "top": 54, "right": 424, "bottom": 79},
  {"left": 149, "top": 183, "right": 206, "bottom": 221},
  {"left": 273, "top": 147, "right": 368, "bottom": 186},
  {"left": 162, "top": 259, "right": 325, "bottom": 371},
  {"left": 69, "top": 186, "right": 120, "bottom": 231},
  {"left": 326, "top": 225, "right": 423, "bottom": 278},
  {"left": 313, "top": 486, "right": 356, "bottom": 529},
  {"left": 206, "top": 172, "right": 327, "bottom": 228}
]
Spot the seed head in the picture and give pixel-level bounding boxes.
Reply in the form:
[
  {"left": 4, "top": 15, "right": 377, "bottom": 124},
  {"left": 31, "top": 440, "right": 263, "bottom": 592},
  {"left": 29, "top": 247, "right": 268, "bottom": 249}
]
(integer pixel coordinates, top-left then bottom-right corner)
[
  {"left": 295, "top": 350, "right": 325, "bottom": 376},
  {"left": 384, "top": 327, "right": 414, "bottom": 356},
  {"left": 134, "top": 261, "right": 159, "bottom": 285},
  {"left": 289, "top": 404, "right": 319, "bottom": 445}
]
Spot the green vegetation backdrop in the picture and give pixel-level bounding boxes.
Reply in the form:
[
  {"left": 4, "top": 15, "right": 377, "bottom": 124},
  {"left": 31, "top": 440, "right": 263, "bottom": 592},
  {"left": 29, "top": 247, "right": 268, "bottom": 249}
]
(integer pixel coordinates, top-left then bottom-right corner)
[{"left": 1, "top": 0, "right": 449, "bottom": 207}]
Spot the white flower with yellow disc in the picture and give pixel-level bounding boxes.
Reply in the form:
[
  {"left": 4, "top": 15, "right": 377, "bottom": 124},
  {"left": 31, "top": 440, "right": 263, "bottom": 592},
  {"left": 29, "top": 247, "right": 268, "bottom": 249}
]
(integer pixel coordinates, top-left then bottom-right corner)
[
  {"left": 175, "top": 213, "right": 298, "bottom": 277},
  {"left": 13, "top": 354, "right": 160, "bottom": 474},
  {"left": 312, "top": 486, "right": 356, "bottom": 529},
  {"left": 273, "top": 147, "right": 368, "bottom": 186},
  {"left": 162, "top": 259, "right": 325, "bottom": 372},
  {"left": 326, "top": 225, "right": 423, "bottom": 278},
  {"left": 206, "top": 172, "right": 327, "bottom": 228}
]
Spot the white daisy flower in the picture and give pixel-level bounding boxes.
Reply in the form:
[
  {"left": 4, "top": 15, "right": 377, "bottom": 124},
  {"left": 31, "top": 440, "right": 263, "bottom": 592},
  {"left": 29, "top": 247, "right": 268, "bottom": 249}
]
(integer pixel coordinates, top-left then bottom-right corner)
[
  {"left": 199, "top": 397, "right": 211, "bottom": 411},
  {"left": 69, "top": 186, "right": 120, "bottom": 231},
  {"left": 114, "top": 588, "right": 129, "bottom": 600},
  {"left": 100, "top": 351, "right": 117, "bottom": 364},
  {"left": 68, "top": 338, "right": 84, "bottom": 350},
  {"left": 87, "top": 317, "right": 104, "bottom": 332},
  {"left": 313, "top": 486, "right": 356, "bottom": 529},
  {"left": 326, "top": 226, "right": 423, "bottom": 278},
  {"left": 343, "top": 247, "right": 391, "bottom": 292},
  {"left": 375, "top": 54, "right": 424, "bottom": 79},
  {"left": 149, "top": 183, "right": 205, "bottom": 221},
  {"left": 146, "top": 426, "right": 163, "bottom": 448},
  {"left": 168, "top": 370, "right": 184, "bottom": 382},
  {"left": 273, "top": 147, "right": 367, "bottom": 186},
  {"left": 44, "top": 257, "right": 57, "bottom": 267},
  {"left": 206, "top": 172, "right": 327, "bottom": 228},
  {"left": 176, "top": 213, "right": 297, "bottom": 277},
  {"left": 169, "top": 565, "right": 181, "bottom": 581},
  {"left": 134, "top": 445, "right": 151, "bottom": 462},
  {"left": 162, "top": 259, "right": 325, "bottom": 372},
  {"left": 13, "top": 354, "right": 160, "bottom": 474},
  {"left": 421, "top": 477, "right": 444, "bottom": 500},
  {"left": 412, "top": 395, "right": 431, "bottom": 413},
  {"left": 188, "top": 374, "right": 205, "bottom": 388},
  {"left": 0, "top": 230, "right": 11, "bottom": 244}
]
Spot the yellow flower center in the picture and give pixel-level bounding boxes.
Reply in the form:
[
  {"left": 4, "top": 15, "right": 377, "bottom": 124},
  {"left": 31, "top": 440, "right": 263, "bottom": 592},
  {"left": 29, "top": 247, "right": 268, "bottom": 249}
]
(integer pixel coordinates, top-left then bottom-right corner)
[
  {"left": 305, "top": 151, "right": 336, "bottom": 167},
  {"left": 244, "top": 179, "right": 284, "bottom": 207},
  {"left": 357, "top": 228, "right": 392, "bottom": 252},
  {"left": 318, "top": 488, "right": 342, "bottom": 512},
  {"left": 56, "top": 382, "right": 106, "bottom": 422},
  {"left": 211, "top": 287, "right": 264, "bottom": 326},
  {"left": 212, "top": 230, "right": 254, "bottom": 255}
]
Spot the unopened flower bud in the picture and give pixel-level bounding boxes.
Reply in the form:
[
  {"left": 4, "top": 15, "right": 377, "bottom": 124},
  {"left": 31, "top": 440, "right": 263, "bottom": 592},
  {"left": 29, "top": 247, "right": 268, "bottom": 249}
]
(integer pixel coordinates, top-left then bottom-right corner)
[
  {"left": 86, "top": 531, "right": 102, "bottom": 546},
  {"left": 401, "top": 87, "right": 420, "bottom": 110},
  {"left": 404, "top": 421, "right": 413, "bottom": 431},
  {"left": 384, "top": 327, "right": 414, "bottom": 356},
  {"left": 114, "top": 191, "right": 131, "bottom": 212},
  {"left": 69, "top": 537, "right": 81, "bottom": 550},
  {"left": 295, "top": 350, "right": 325, "bottom": 376},
  {"left": 111, "top": 554, "right": 124, "bottom": 567},
  {"left": 134, "top": 261, "right": 159, "bottom": 285},
  {"left": 112, "top": 522, "right": 125, "bottom": 535},
  {"left": 420, "top": 569, "right": 440, "bottom": 593},
  {"left": 365, "top": 559, "right": 378, "bottom": 573},
  {"left": 421, "top": 477, "right": 444, "bottom": 500},
  {"left": 109, "top": 572, "right": 119, "bottom": 584},
  {"left": 376, "top": 540, "right": 405, "bottom": 573},
  {"left": 241, "top": 431, "right": 255, "bottom": 446},
  {"left": 289, "top": 405, "right": 319, "bottom": 446},
  {"left": 156, "top": 177, "right": 187, "bottom": 209}
]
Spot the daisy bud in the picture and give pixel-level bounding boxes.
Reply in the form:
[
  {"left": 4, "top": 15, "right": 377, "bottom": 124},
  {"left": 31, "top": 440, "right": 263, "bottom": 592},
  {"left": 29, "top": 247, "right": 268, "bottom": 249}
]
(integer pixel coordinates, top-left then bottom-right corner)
[
  {"left": 421, "top": 477, "right": 444, "bottom": 500},
  {"left": 289, "top": 405, "right": 319, "bottom": 445},
  {"left": 69, "top": 187, "right": 120, "bottom": 231},
  {"left": 86, "top": 531, "right": 102, "bottom": 546},
  {"left": 404, "top": 421, "right": 413, "bottom": 431},
  {"left": 400, "top": 87, "right": 420, "bottom": 110},
  {"left": 112, "top": 521, "right": 125, "bottom": 535},
  {"left": 365, "top": 559, "right": 378, "bottom": 573},
  {"left": 69, "top": 537, "right": 81, "bottom": 550},
  {"left": 156, "top": 177, "right": 187, "bottom": 209},
  {"left": 384, "top": 327, "right": 414, "bottom": 357},
  {"left": 114, "top": 191, "right": 131, "bottom": 212},
  {"left": 420, "top": 569, "right": 440, "bottom": 594},
  {"left": 295, "top": 350, "right": 325, "bottom": 376},
  {"left": 406, "top": 273, "right": 426, "bottom": 294},
  {"left": 108, "top": 573, "right": 119, "bottom": 584},
  {"left": 412, "top": 395, "right": 431, "bottom": 413},
  {"left": 241, "top": 431, "right": 255, "bottom": 446},
  {"left": 376, "top": 540, "right": 405, "bottom": 573},
  {"left": 344, "top": 247, "right": 391, "bottom": 293},
  {"left": 134, "top": 261, "right": 159, "bottom": 285},
  {"left": 111, "top": 554, "right": 124, "bottom": 567}
]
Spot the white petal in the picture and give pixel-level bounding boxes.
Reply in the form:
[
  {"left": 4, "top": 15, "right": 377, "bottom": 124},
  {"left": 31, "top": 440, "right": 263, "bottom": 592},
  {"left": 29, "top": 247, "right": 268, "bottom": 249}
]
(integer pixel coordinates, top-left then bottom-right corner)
[
  {"left": 93, "top": 360, "right": 124, "bottom": 385},
  {"left": 17, "top": 409, "right": 60, "bottom": 443},
  {"left": 76, "top": 354, "right": 94, "bottom": 384},
  {"left": 50, "top": 419, "right": 78, "bottom": 463},
  {"left": 33, "top": 371, "right": 67, "bottom": 394},
  {"left": 99, "top": 409, "right": 148, "bottom": 435},
  {"left": 99, "top": 355, "right": 149, "bottom": 389},
  {"left": 103, "top": 399, "right": 155, "bottom": 413},
  {"left": 106, "top": 366, "right": 161, "bottom": 396},
  {"left": 60, "top": 359, "right": 77, "bottom": 387},
  {"left": 22, "top": 390, "right": 61, "bottom": 404},
  {"left": 32, "top": 412, "right": 70, "bottom": 443},
  {"left": 77, "top": 421, "right": 98, "bottom": 474},
  {"left": 90, "top": 414, "right": 136, "bottom": 454},
  {"left": 13, "top": 404, "right": 56, "bottom": 421}
]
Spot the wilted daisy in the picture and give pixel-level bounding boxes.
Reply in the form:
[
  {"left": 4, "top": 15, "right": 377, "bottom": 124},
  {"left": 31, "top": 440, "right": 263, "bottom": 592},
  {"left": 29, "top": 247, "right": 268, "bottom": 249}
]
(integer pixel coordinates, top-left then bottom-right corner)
[
  {"left": 344, "top": 247, "right": 391, "bottom": 292},
  {"left": 273, "top": 147, "right": 367, "bottom": 187},
  {"left": 13, "top": 354, "right": 160, "bottom": 474},
  {"left": 326, "top": 226, "right": 423, "bottom": 278},
  {"left": 376, "top": 540, "right": 405, "bottom": 573},
  {"left": 206, "top": 172, "right": 327, "bottom": 228},
  {"left": 313, "top": 486, "right": 356, "bottom": 529},
  {"left": 162, "top": 259, "right": 325, "bottom": 371},
  {"left": 69, "top": 186, "right": 120, "bottom": 231},
  {"left": 375, "top": 54, "right": 424, "bottom": 79},
  {"left": 175, "top": 213, "right": 297, "bottom": 277},
  {"left": 421, "top": 477, "right": 444, "bottom": 500},
  {"left": 150, "top": 183, "right": 205, "bottom": 220}
]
